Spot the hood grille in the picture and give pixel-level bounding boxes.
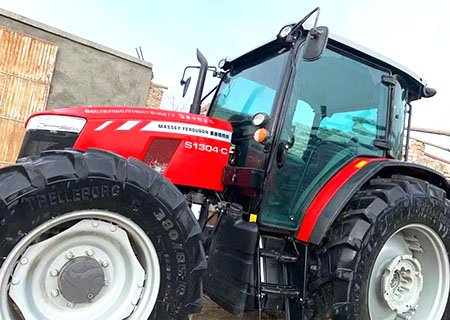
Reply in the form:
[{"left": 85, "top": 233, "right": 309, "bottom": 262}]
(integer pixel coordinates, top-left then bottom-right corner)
[{"left": 143, "top": 138, "right": 181, "bottom": 174}]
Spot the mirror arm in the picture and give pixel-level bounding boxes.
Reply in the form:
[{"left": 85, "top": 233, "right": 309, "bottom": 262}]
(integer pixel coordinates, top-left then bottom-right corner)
[{"left": 289, "top": 7, "right": 321, "bottom": 38}]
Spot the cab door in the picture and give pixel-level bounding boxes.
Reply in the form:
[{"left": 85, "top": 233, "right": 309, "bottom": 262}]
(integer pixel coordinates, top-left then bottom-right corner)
[{"left": 259, "top": 46, "right": 390, "bottom": 232}]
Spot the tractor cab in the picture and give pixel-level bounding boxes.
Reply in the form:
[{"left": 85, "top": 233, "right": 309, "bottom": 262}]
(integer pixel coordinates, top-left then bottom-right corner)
[
  {"left": 207, "top": 12, "right": 432, "bottom": 232},
  {"left": 203, "top": 8, "right": 438, "bottom": 318}
]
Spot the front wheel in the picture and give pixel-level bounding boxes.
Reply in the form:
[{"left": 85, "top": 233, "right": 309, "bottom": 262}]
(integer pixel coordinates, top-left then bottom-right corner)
[
  {"left": 0, "top": 149, "right": 206, "bottom": 320},
  {"left": 308, "top": 175, "right": 450, "bottom": 320}
]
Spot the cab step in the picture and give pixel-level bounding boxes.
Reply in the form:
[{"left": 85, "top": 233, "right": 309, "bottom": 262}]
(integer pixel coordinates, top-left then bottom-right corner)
[
  {"left": 260, "top": 283, "right": 300, "bottom": 298},
  {"left": 259, "top": 248, "right": 298, "bottom": 263}
]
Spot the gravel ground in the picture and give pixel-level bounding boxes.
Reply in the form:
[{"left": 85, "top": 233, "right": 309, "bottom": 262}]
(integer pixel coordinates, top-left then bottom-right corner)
[{"left": 192, "top": 297, "right": 283, "bottom": 320}]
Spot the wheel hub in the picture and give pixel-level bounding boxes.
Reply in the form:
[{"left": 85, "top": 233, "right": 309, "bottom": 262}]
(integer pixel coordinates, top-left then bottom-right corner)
[
  {"left": 6, "top": 218, "right": 149, "bottom": 320},
  {"left": 381, "top": 254, "right": 423, "bottom": 314},
  {"left": 58, "top": 256, "right": 105, "bottom": 304}
]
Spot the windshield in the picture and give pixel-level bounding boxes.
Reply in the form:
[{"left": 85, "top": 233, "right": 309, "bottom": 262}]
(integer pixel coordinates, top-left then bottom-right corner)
[{"left": 209, "top": 51, "right": 289, "bottom": 123}]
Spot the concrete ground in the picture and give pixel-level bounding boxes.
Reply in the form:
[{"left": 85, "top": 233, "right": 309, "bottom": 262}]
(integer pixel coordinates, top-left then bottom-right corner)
[{"left": 192, "top": 298, "right": 283, "bottom": 320}]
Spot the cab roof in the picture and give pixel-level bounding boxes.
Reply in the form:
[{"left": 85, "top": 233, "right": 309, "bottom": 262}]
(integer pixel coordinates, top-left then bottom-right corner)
[
  {"left": 227, "top": 28, "right": 428, "bottom": 101},
  {"left": 328, "top": 32, "right": 426, "bottom": 99}
]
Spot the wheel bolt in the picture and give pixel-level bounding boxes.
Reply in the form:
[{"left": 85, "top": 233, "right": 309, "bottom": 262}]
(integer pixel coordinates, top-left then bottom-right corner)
[
  {"left": 87, "top": 293, "right": 94, "bottom": 300},
  {"left": 110, "top": 225, "right": 117, "bottom": 232},
  {"left": 65, "top": 252, "right": 75, "bottom": 260},
  {"left": 50, "top": 269, "right": 59, "bottom": 277},
  {"left": 11, "top": 278, "right": 20, "bottom": 285},
  {"left": 51, "top": 289, "right": 60, "bottom": 297},
  {"left": 101, "top": 260, "right": 109, "bottom": 268},
  {"left": 67, "top": 301, "right": 75, "bottom": 308},
  {"left": 92, "top": 220, "right": 99, "bottom": 228},
  {"left": 86, "top": 249, "right": 94, "bottom": 256},
  {"left": 20, "top": 257, "right": 28, "bottom": 265}
]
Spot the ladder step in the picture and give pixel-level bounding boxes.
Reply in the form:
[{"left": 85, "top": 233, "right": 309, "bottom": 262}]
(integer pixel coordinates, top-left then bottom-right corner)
[
  {"left": 259, "top": 248, "right": 298, "bottom": 263},
  {"left": 260, "top": 283, "right": 300, "bottom": 298}
]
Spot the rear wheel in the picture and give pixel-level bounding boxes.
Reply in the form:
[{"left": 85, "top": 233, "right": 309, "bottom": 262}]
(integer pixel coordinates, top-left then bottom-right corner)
[
  {"left": 307, "top": 175, "right": 450, "bottom": 319},
  {"left": 0, "top": 149, "right": 206, "bottom": 320}
]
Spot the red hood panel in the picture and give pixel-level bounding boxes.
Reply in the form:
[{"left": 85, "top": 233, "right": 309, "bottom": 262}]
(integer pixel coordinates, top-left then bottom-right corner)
[{"left": 32, "top": 106, "right": 232, "bottom": 191}]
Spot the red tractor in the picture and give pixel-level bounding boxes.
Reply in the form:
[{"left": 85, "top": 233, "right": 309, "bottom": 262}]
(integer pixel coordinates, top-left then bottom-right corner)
[{"left": 0, "top": 8, "right": 449, "bottom": 320}]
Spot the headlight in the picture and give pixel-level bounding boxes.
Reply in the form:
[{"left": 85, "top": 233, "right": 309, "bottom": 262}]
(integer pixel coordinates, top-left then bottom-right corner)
[
  {"left": 26, "top": 115, "right": 86, "bottom": 133},
  {"left": 252, "top": 112, "right": 269, "bottom": 127}
]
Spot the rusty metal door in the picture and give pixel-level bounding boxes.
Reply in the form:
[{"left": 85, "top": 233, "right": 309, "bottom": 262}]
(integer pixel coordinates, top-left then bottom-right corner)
[{"left": 0, "top": 28, "right": 58, "bottom": 168}]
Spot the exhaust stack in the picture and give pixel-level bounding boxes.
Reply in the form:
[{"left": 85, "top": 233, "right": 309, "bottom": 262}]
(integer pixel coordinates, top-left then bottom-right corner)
[{"left": 190, "top": 49, "right": 208, "bottom": 114}]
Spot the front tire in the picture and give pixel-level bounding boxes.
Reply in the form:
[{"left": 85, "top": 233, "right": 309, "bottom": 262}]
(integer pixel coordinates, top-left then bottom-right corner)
[
  {"left": 0, "top": 149, "right": 206, "bottom": 320},
  {"left": 308, "top": 175, "right": 450, "bottom": 319}
]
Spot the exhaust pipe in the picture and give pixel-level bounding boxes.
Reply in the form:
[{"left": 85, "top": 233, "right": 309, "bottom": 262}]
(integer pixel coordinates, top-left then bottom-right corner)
[{"left": 190, "top": 49, "right": 208, "bottom": 114}]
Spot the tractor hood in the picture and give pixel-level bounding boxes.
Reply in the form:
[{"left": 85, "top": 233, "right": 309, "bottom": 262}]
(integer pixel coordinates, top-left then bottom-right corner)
[
  {"left": 26, "top": 105, "right": 231, "bottom": 128},
  {"left": 22, "top": 106, "right": 233, "bottom": 191}
]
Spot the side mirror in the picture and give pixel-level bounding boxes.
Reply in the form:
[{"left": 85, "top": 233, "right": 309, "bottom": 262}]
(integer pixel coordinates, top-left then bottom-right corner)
[
  {"left": 181, "top": 76, "right": 191, "bottom": 97},
  {"left": 302, "top": 26, "right": 329, "bottom": 62}
]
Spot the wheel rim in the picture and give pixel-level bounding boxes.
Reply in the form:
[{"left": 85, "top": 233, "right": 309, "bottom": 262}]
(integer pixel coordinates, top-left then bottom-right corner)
[
  {"left": 0, "top": 210, "right": 161, "bottom": 320},
  {"left": 368, "top": 223, "right": 449, "bottom": 320}
]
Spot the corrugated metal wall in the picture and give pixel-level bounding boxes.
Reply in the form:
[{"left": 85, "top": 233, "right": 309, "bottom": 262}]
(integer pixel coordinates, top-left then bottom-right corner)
[{"left": 0, "top": 28, "right": 57, "bottom": 168}]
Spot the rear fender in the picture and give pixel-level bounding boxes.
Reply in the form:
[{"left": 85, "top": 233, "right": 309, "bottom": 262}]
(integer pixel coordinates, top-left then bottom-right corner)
[{"left": 296, "top": 159, "right": 450, "bottom": 245}]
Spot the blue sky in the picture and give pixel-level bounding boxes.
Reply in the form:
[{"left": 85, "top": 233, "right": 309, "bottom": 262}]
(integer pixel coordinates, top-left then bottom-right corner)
[{"left": 1, "top": 0, "right": 449, "bottom": 132}]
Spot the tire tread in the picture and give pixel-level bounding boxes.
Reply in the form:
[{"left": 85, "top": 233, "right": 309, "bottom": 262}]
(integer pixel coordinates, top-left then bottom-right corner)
[{"left": 0, "top": 149, "right": 206, "bottom": 320}]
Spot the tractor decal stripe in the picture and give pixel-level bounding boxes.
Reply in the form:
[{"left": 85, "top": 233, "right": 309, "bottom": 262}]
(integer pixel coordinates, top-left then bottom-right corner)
[
  {"left": 296, "top": 157, "right": 379, "bottom": 242},
  {"left": 117, "top": 120, "right": 141, "bottom": 131},
  {"left": 95, "top": 120, "right": 113, "bottom": 131},
  {"left": 141, "top": 121, "right": 232, "bottom": 142}
]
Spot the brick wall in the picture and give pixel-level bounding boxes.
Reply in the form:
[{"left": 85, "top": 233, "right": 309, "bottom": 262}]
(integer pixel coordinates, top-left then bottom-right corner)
[
  {"left": 408, "top": 139, "right": 450, "bottom": 179},
  {"left": 147, "top": 82, "right": 167, "bottom": 108}
]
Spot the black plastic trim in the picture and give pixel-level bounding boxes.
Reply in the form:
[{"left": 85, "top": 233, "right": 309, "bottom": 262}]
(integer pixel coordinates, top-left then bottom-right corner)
[{"left": 18, "top": 129, "right": 78, "bottom": 159}]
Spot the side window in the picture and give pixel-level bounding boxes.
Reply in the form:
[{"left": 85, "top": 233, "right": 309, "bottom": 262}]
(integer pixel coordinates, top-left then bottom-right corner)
[
  {"left": 319, "top": 108, "right": 379, "bottom": 154},
  {"left": 282, "top": 100, "right": 315, "bottom": 159}
]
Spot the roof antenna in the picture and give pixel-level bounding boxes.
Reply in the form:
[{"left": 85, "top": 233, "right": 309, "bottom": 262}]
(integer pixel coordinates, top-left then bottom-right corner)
[{"left": 135, "top": 47, "right": 145, "bottom": 60}]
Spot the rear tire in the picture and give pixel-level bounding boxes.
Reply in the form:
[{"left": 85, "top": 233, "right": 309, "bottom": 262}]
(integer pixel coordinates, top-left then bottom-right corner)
[
  {"left": 307, "top": 175, "right": 450, "bottom": 319},
  {"left": 0, "top": 149, "right": 206, "bottom": 320}
]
